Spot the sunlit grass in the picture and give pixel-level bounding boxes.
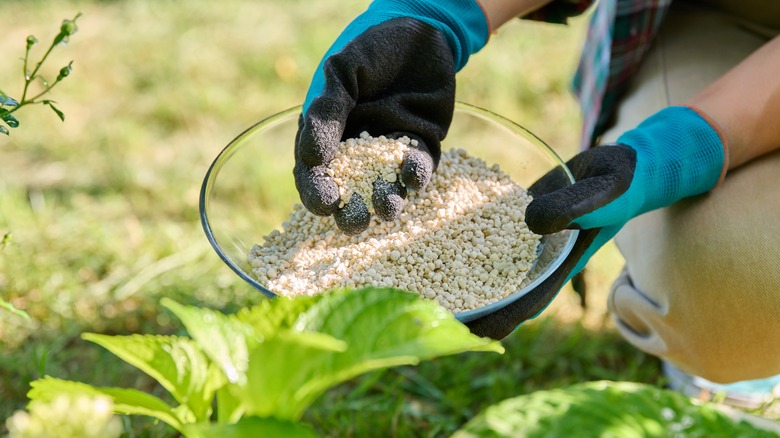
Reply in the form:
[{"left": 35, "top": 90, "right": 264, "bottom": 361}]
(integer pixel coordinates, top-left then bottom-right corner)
[{"left": 0, "top": 1, "right": 647, "bottom": 435}]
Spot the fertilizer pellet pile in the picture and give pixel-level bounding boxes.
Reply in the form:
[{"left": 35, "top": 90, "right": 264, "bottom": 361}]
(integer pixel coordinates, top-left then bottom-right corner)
[
  {"left": 247, "top": 133, "right": 542, "bottom": 314},
  {"left": 328, "top": 132, "right": 411, "bottom": 212}
]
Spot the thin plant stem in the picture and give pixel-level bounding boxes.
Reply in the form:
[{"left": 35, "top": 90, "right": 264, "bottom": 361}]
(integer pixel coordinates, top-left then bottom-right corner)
[
  {"left": 20, "top": 40, "right": 57, "bottom": 104},
  {"left": 1, "top": 12, "right": 80, "bottom": 133},
  {"left": 6, "top": 79, "right": 62, "bottom": 116}
]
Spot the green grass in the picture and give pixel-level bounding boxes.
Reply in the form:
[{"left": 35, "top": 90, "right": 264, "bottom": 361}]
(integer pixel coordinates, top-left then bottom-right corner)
[{"left": 0, "top": 0, "right": 669, "bottom": 436}]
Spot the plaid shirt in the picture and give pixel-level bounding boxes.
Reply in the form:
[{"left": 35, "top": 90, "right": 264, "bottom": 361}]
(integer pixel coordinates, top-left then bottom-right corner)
[{"left": 528, "top": 0, "right": 673, "bottom": 149}]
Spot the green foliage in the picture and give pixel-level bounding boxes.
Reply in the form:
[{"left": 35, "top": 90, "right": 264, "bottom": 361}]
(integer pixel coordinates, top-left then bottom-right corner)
[
  {"left": 0, "top": 13, "right": 80, "bottom": 135},
  {"left": 25, "top": 288, "right": 503, "bottom": 436},
  {"left": 453, "top": 380, "right": 775, "bottom": 438},
  {"left": 0, "top": 232, "right": 30, "bottom": 321},
  {"left": 28, "top": 377, "right": 183, "bottom": 432},
  {"left": 0, "top": 298, "right": 29, "bottom": 322},
  {"left": 182, "top": 417, "right": 317, "bottom": 438},
  {"left": 81, "top": 333, "right": 224, "bottom": 423},
  {"left": 3, "top": 2, "right": 747, "bottom": 436},
  {"left": 5, "top": 393, "right": 122, "bottom": 438}
]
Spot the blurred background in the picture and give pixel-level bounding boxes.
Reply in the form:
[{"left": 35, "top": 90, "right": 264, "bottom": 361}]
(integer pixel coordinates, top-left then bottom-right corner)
[{"left": 0, "top": 1, "right": 642, "bottom": 436}]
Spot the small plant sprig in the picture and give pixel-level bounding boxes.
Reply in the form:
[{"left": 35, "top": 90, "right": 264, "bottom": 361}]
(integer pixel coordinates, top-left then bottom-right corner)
[{"left": 0, "top": 13, "right": 81, "bottom": 135}]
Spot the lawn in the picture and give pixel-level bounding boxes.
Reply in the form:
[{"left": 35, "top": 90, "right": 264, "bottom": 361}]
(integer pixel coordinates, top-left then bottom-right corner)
[{"left": 0, "top": 1, "right": 666, "bottom": 436}]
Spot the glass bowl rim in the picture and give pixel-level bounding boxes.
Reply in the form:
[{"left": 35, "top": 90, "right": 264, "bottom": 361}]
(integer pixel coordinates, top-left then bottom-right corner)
[{"left": 199, "top": 101, "right": 578, "bottom": 322}]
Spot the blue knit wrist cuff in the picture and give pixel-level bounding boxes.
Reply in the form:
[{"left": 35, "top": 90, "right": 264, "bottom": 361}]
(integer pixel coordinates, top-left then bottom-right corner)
[
  {"left": 617, "top": 105, "right": 726, "bottom": 215},
  {"left": 303, "top": 0, "right": 489, "bottom": 112}
]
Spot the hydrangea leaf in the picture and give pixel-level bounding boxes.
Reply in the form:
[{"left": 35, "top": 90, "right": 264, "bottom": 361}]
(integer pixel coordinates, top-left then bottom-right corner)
[
  {"left": 238, "top": 331, "right": 347, "bottom": 418},
  {"left": 240, "top": 287, "right": 503, "bottom": 419},
  {"left": 453, "top": 380, "right": 778, "bottom": 437},
  {"left": 161, "top": 298, "right": 255, "bottom": 386},
  {"left": 235, "top": 294, "right": 319, "bottom": 337},
  {"left": 82, "top": 333, "right": 224, "bottom": 423}
]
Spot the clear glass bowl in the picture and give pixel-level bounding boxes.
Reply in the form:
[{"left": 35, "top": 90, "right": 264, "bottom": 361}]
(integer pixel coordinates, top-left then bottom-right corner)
[{"left": 200, "top": 102, "right": 578, "bottom": 322}]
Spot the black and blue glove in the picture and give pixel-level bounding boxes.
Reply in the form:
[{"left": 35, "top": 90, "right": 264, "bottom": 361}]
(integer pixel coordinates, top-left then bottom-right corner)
[
  {"left": 467, "top": 106, "right": 729, "bottom": 339},
  {"left": 294, "top": 0, "right": 489, "bottom": 234}
]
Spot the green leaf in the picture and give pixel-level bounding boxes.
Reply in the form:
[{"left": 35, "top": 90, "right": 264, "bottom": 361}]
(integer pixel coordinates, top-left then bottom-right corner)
[
  {"left": 2, "top": 113, "right": 19, "bottom": 128},
  {"left": 28, "top": 377, "right": 184, "bottom": 432},
  {"left": 239, "top": 332, "right": 347, "bottom": 418},
  {"left": 236, "top": 295, "right": 319, "bottom": 337},
  {"left": 1, "top": 297, "right": 30, "bottom": 321},
  {"left": 0, "top": 125, "right": 8, "bottom": 135},
  {"left": 47, "top": 101, "right": 65, "bottom": 122},
  {"left": 216, "top": 385, "right": 244, "bottom": 424},
  {"left": 184, "top": 416, "right": 317, "bottom": 438},
  {"left": 82, "top": 333, "right": 224, "bottom": 422},
  {"left": 161, "top": 298, "right": 255, "bottom": 386},
  {"left": 453, "top": 381, "right": 778, "bottom": 438},
  {"left": 303, "top": 287, "right": 502, "bottom": 353},
  {"left": 0, "top": 91, "right": 19, "bottom": 107},
  {"left": 241, "top": 288, "right": 503, "bottom": 419}
]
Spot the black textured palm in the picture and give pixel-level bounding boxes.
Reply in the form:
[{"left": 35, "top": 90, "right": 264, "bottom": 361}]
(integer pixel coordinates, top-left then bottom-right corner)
[
  {"left": 294, "top": 17, "right": 456, "bottom": 235},
  {"left": 466, "top": 145, "right": 637, "bottom": 339}
]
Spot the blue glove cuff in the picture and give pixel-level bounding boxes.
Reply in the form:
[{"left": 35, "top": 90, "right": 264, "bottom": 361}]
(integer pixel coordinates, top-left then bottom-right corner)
[
  {"left": 619, "top": 105, "right": 726, "bottom": 215},
  {"left": 575, "top": 106, "right": 726, "bottom": 230},
  {"left": 383, "top": 0, "right": 490, "bottom": 69},
  {"left": 303, "top": 0, "right": 489, "bottom": 112}
]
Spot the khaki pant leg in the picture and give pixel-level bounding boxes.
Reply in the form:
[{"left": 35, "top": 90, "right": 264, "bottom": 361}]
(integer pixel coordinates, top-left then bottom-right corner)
[{"left": 600, "top": 2, "right": 780, "bottom": 383}]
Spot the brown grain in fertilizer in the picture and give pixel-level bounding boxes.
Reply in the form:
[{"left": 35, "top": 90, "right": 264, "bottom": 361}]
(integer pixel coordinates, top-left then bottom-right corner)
[{"left": 247, "top": 138, "right": 542, "bottom": 314}]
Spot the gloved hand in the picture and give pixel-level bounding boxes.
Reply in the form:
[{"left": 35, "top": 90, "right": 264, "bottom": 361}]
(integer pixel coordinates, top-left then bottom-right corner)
[
  {"left": 466, "top": 106, "right": 728, "bottom": 339},
  {"left": 294, "top": 0, "right": 489, "bottom": 235}
]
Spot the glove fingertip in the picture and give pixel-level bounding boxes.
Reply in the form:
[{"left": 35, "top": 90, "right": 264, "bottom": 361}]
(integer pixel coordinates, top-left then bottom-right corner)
[
  {"left": 297, "top": 113, "right": 343, "bottom": 166},
  {"left": 294, "top": 164, "right": 340, "bottom": 216},
  {"left": 525, "top": 196, "right": 576, "bottom": 235},
  {"left": 373, "top": 178, "right": 406, "bottom": 221},
  {"left": 401, "top": 149, "right": 434, "bottom": 192},
  {"left": 334, "top": 193, "right": 371, "bottom": 235}
]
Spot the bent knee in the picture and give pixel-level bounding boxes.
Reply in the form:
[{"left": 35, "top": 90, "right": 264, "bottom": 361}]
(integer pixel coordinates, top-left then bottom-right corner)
[{"left": 609, "top": 267, "right": 780, "bottom": 383}]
